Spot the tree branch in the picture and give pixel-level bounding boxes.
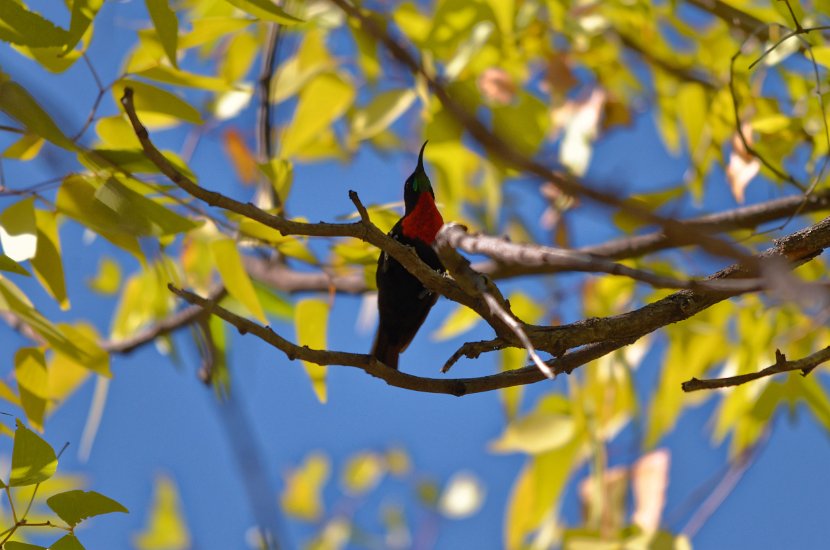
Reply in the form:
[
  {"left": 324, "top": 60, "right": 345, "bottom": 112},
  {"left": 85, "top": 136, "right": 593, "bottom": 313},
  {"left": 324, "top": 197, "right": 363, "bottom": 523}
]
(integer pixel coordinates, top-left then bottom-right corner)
[
  {"left": 168, "top": 284, "right": 630, "bottom": 396},
  {"left": 681, "top": 346, "right": 830, "bottom": 392}
]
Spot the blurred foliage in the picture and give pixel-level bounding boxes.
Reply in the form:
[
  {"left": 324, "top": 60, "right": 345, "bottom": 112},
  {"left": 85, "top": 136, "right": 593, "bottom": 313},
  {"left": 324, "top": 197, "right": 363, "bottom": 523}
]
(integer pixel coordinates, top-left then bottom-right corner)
[{"left": 0, "top": 0, "right": 829, "bottom": 548}]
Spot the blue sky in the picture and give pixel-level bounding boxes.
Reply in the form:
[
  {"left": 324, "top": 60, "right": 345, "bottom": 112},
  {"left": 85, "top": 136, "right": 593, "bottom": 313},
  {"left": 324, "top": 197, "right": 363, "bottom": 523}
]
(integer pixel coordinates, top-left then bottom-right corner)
[{"left": 1, "top": 2, "right": 830, "bottom": 549}]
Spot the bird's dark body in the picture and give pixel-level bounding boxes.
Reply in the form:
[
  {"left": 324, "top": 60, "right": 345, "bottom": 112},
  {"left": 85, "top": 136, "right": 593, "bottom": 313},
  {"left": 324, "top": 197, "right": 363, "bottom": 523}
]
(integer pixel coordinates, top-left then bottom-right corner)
[
  {"left": 371, "top": 141, "right": 445, "bottom": 369},
  {"left": 372, "top": 222, "right": 444, "bottom": 369}
]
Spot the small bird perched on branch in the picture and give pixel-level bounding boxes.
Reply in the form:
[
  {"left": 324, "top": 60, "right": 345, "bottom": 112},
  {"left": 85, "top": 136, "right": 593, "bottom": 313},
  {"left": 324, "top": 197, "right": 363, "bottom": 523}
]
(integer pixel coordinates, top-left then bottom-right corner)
[{"left": 371, "top": 141, "right": 445, "bottom": 369}]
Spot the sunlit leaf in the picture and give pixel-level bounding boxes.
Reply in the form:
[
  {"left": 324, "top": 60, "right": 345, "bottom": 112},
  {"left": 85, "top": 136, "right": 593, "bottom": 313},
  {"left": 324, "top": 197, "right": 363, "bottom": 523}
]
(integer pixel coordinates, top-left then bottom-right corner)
[
  {"left": 47, "top": 489, "right": 128, "bottom": 527},
  {"left": 112, "top": 80, "right": 201, "bottom": 126},
  {"left": 31, "top": 209, "right": 68, "bottom": 309},
  {"left": 490, "top": 410, "right": 577, "bottom": 454},
  {"left": 0, "top": 197, "right": 37, "bottom": 262},
  {"left": 281, "top": 452, "right": 329, "bottom": 521},
  {"left": 3, "top": 132, "right": 43, "bottom": 160},
  {"left": 145, "top": 0, "right": 178, "bottom": 67},
  {"left": 0, "top": 254, "right": 29, "bottom": 276},
  {"left": 341, "top": 452, "right": 385, "bottom": 495},
  {"left": 631, "top": 449, "right": 670, "bottom": 533},
  {"left": 432, "top": 303, "right": 480, "bottom": 341},
  {"left": 295, "top": 298, "right": 329, "bottom": 403},
  {"left": 224, "top": 0, "right": 303, "bottom": 24},
  {"left": 15, "top": 347, "right": 48, "bottom": 430},
  {"left": 87, "top": 257, "right": 122, "bottom": 295},
  {"left": 211, "top": 237, "right": 267, "bottom": 323},
  {"left": 133, "top": 475, "right": 190, "bottom": 550},
  {"left": 0, "top": 73, "right": 76, "bottom": 150},
  {"left": 49, "top": 535, "right": 85, "bottom": 550},
  {"left": 0, "top": 0, "right": 67, "bottom": 47},
  {"left": 493, "top": 91, "right": 549, "bottom": 158},
  {"left": 281, "top": 72, "right": 355, "bottom": 158},
  {"left": 65, "top": 0, "right": 104, "bottom": 53},
  {"left": 350, "top": 89, "right": 417, "bottom": 144},
  {"left": 10, "top": 419, "right": 57, "bottom": 486}
]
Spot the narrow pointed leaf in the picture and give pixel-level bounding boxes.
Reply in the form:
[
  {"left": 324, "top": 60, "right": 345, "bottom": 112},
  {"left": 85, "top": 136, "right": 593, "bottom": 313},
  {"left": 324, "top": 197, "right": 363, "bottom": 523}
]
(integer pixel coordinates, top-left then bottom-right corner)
[
  {"left": 295, "top": 298, "right": 329, "bottom": 403},
  {"left": 31, "top": 209, "right": 69, "bottom": 309},
  {"left": 0, "top": 0, "right": 68, "bottom": 47},
  {"left": 65, "top": 0, "right": 104, "bottom": 53},
  {"left": 50, "top": 535, "right": 85, "bottom": 550},
  {"left": 224, "top": 0, "right": 303, "bottom": 24},
  {"left": 0, "top": 73, "right": 76, "bottom": 149},
  {"left": 14, "top": 348, "right": 48, "bottom": 430},
  {"left": 211, "top": 238, "right": 266, "bottom": 323},
  {"left": 145, "top": 0, "right": 178, "bottom": 67}
]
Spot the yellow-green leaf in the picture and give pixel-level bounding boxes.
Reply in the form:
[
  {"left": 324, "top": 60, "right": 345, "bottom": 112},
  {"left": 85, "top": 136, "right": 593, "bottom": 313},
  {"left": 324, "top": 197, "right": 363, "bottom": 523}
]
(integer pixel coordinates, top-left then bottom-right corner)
[
  {"left": 87, "top": 257, "right": 122, "bottom": 295},
  {"left": 56, "top": 175, "right": 142, "bottom": 258},
  {"left": 133, "top": 475, "right": 190, "bottom": 550},
  {"left": 15, "top": 348, "right": 48, "bottom": 430},
  {"left": 145, "top": 0, "right": 178, "bottom": 67},
  {"left": 224, "top": 0, "right": 304, "bottom": 24},
  {"left": 113, "top": 80, "right": 201, "bottom": 126},
  {"left": 281, "top": 452, "right": 329, "bottom": 521},
  {"left": 0, "top": 0, "right": 68, "bottom": 47},
  {"left": 10, "top": 419, "right": 57, "bottom": 486},
  {"left": 0, "top": 254, "right": 29, "bottom": 276},
  {"left": 3, "top": 132, "right": 43, "bottom": 160},
  {"left": 295, "top": 298, "right": 329, "bottom": 403},
  {"left": 211, "top": 238, "right": 266, "bottom": 323},
  {"left": 350, "top": 89, "right": 417, "bottom": 143},
  {"left": 282, "top": 73, "right": 355, "bottom": 158},
  {"left": 0, "top": 197, "right": 37, "bottom": 262},
  {"left": 31, "top": 209, "right": 68, "bottom": 309},
  {"left": 432, "top": 303, "right": 480, "bottom": 341},
  {"left": 47, "top": 489, "right": 128, "bottom": 527},
  {"left": 0, "top": 73, "right": 76, "bottom": 150},
  {"left": 65, "top": 0, "right": 104, "bottom": 53},
  {"left": 490, "top": 410, "right": 576, "bottom": 454},
  {"left": 342, "top": 452, "right": 385, "bottom": 495},
  {"left": 493, "top": 91, "right": 549, "bottom": 158}
]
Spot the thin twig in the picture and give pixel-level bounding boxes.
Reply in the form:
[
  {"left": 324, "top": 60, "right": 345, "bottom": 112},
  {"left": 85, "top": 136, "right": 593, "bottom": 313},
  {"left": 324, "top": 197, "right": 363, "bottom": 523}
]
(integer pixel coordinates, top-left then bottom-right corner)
[{"left": 681, "top": 346, "right": 830, "bottom": 392}]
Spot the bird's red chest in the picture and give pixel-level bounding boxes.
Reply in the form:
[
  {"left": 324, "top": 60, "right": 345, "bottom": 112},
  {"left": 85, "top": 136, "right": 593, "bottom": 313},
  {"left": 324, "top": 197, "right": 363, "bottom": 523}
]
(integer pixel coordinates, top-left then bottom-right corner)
[{"left": 401, "top": 193, "right": 444, "bottom": 244}]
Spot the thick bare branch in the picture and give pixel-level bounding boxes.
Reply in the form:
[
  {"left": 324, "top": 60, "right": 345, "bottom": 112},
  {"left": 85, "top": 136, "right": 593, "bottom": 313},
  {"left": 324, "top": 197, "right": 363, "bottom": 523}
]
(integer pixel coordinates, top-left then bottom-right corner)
[{"left": 681, "top": 347, "right": 830, "bottom": 392}]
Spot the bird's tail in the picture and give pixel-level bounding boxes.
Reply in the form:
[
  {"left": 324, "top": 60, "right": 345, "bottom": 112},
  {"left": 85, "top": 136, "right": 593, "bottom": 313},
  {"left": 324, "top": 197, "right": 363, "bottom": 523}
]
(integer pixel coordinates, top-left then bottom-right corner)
[{"left": 371, "top": 328, "right": 400, "bottom": 370}]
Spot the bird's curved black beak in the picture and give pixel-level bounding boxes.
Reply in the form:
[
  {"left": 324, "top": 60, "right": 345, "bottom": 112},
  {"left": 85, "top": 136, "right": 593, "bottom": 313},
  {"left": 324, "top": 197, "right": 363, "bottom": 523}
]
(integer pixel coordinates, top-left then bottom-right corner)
[{"left": 417, "top": 140, "right": 428, "bottom": 172}]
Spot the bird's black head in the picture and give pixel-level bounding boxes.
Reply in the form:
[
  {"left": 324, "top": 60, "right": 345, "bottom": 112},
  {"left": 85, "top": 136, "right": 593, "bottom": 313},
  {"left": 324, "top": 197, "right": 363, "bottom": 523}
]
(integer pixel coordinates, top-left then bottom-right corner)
[{"left": 404, "top": 141, "right": 434, "bottom": 213}]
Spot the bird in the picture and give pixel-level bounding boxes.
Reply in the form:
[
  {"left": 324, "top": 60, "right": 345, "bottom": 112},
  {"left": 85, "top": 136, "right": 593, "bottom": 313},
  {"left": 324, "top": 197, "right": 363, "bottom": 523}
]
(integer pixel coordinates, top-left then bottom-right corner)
[{"left": 371, "top": 141, "right": 445, "bottom": 369}]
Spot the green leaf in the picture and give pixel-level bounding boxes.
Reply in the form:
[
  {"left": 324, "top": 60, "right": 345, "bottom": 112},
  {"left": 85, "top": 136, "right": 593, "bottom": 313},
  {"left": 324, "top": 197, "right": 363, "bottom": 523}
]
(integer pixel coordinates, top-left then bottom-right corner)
[
  {"left": 14, "top": 348, "right": 48, "bottom": 430},
  {"left": 295, "top": 298, "right": 329, "bottom": 403},
  {"left": 50, "top": 535, "right": 86, "bottom": 550},
  {"left": 281, "top": 452, "right": 329, "bottom": 521},
  {"left": 145, "top": 0, "right": 178, "bottom": 67},
  {"left": 56, "top": 323, "right": 111, "bottom": 377},
  {"left": 3, "top": 542, "right": 46, "bottom": 550},
  {"left": 432, "top": 303, "right": 480, "bottom": 341},
  {"left": 0, "top": 278, "right": 91, "bottom": 368},
  {"left": 112, "top": 80, "right": 201, "bottom": 126},
  {"left": 210, "top": 237, "right": 267, "bottom": 323},
  {"left": 350, "top": 88, "right": 417, "bottom": 143},
  {"left": 3, "top": 132, "right": 43, "bottom": 160},
  {"left": 0, "top": 73, "right": 76, "bottom": 150},
  {"left": 31, "top": 209, "right": 69, "bottom": 309},
  {"left": 490, "top": 410, "right": 577, "bottom": 454},
  {"left": 0, "top": 0, "right": 68, "bottom": 47},
  {"left": 133, "top": 475, "right": 190, "bottom": 550},
  {"left": 224, "top": 0, "right": 304, "bottom": 24},
  {"left": 341, "top": 452, "right": 385, "bottom": 495},
  {"left": 492, "top": 91, "right": 549, "bottom": 158},
  {"left": 135, "top": 65, "right": 236, "bottom": 91},
  {"left": 282, "top": 72, "right": 355, "bottom": 158},
  {"left": 10, "top": 419, "right": 57, "bottom": 487},
  {"left": 87, "top": 257, "right": 122, "bottom": 295},
  {"left": 0, "top": 197, "right": 37, "bottom": 262},
  {"left": 0, "top": 254, "right": 30, "bottom": 276},
  {"left": 65, "top": 0, "right": 104, "bottom": 53},
  {"left": 47, "top": 490, "right": 128, "bottom": 527},
  {"left": 93, "top": 177, "right": 201, "bottom": 237}
]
